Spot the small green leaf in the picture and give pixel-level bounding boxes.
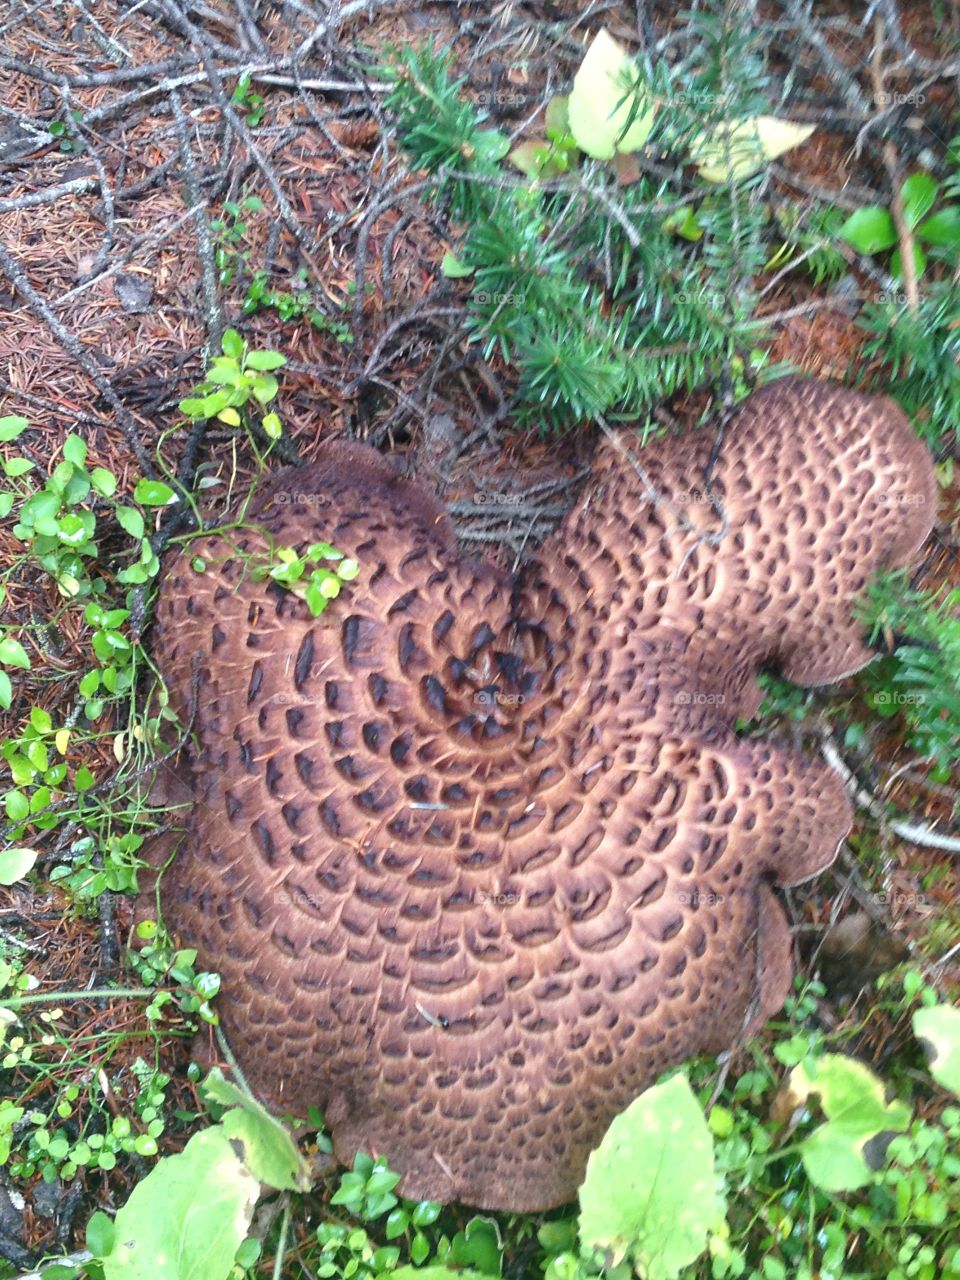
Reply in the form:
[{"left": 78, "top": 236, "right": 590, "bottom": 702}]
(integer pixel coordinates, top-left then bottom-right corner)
[
  {"left": 30, "top": 706, "right": 52, "bottom": 733},
  {"left": 116, "top": 507, "right": 145, "bottom": 539},
  {"left": 441, "top": 252, "right": 475, "bottom": 278},
  {"left": 473, "top": 129, "right": 510, "bottom": 164},
  {"left": 63, "top": 435, "right": 87, "bottom": 466},
  {"left": 837, "top": 206, "right": 898, "bottom": 255},
  {"left": 0, "top": 636, "right": 30, "bottom": 669},
  {"left": 87, "top": 1209, "right": 115, "bottom": 1258},
  {"left": 250, "top": 374, "right": 279, "bottom": 405},
  {"left": 261, "top": 412, "right": 282, "bottom": 439},
  {"left": 917, "top": 204, "right": 960, "bottom": 248},
  {"left": 0, "top": 416, "right": 29, "bottom": 442},
  {"left": 133, "top": 480, "right": 177, "bottom": 507},
  {"left": 3, "top": 457, "right": 34, "bottom": 478},
  {"left": 900, "top": 173, "right": 938, "bottom": 228},
  {"left": 0, "top": 848, "right": 37, "bottom": 885},
  {"left": 220, "top": 328, "right": 245, "bottom": 360},
  {"left": 663, "top": 205, "right": 704, "bottom": 242},
  {"left": 244, "top": 349, "right": 286, "bottom": 372},
  {"left": 90, "top": 467, "right": 118, "bottom": 497},
  {"left": 451, "top": 1218, "right": 503, "bottom": 1276}
]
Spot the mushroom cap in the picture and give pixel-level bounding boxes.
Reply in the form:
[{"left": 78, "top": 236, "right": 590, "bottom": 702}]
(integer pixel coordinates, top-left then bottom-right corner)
[{"left": 151, "top": 377, "right": 935, "bottom": 1210}]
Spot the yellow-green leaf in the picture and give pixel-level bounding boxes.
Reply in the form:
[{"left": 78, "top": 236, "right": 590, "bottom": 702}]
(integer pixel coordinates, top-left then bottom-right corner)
[
  {"left": 693, "top": 116, "right": 815, "bottom": 183},
  {"left": 567, "top": 29, "right": 656, "bottom": 160}
]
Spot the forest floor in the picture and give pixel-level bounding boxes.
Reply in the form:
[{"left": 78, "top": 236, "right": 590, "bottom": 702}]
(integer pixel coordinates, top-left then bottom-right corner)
[{"left": 0, "top": 1, "right": 958, "bottom": 1277}]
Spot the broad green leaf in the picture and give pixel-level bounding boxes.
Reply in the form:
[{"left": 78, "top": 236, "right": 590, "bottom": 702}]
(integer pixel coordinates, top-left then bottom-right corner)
[
  {"left": 917, "top": 204, "right": 960, "bottom": 248},
  {"left": 913, "top": 1005, "right": 960, "bottom": 1096},
  {"left": 202, "top": 1069, "right": 312, "bottom": 1191},
  {"left": 133, "top": 480, "right": 177, "bottom": 507},
  {"left": 789, "top": 1054, "right": 911, "bottom": 1192},
  {"left": 0, "top": 847, "right": 37, "bottom": 885},
  {"left": 262, "top": 412, "right": 282, "bottom": 439},
  {"left": 0, "top": 415, "right": 29, "bottom": 442},
  {"left": 838, "top": 206, "right": 898, "bottom": 254},
  {"left": 216, "top": 407, "right": 242, "bottom": 426},
  {"left": 104, "top": 1126, "right": 259, "bottom": 1280},
  {"left": 0, "top": 671, "right": 11, "bottom": 709},
  {"left": 579, "top": 1074, "right": 721, "bottom": 1279},
  {"left": 244, "top": 349, "right": 286, "bottom": 371},
  {"left": 900, "top": 172, "right": 937, "bottom": 228},
  {"left": 568, "top": 29, "right": 656, "bottom": 159},
  {"left": 694, "top": 116, "right": 815, "bottom": 183},
  {"left": 441, "top": 252, "right": 474, "bottom": 278}
]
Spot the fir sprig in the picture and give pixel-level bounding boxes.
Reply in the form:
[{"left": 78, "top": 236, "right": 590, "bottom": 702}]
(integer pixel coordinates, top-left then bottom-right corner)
[{"left": 379, "top": 7, "right": 786, "bottom": 430}]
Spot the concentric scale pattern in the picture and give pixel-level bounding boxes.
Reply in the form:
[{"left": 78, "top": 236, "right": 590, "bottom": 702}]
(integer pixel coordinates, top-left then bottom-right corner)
[{"left": 152, "top": 378, "right": 936, "bottom": 1210}]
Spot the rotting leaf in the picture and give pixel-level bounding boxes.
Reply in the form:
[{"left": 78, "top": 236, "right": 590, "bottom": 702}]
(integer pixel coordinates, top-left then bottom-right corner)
[
  {"left": 913, "top": 1004, "right": 960, "bottom": 1096},
  {"left": 693, "top": 115, "right": 815, "bottom": 183},
  {"left": 788, "top": 1054, "right": 911, "bottom": 1192},
  {"left": 202, "top": 1068, "right": 312, "bottom": 1191}
]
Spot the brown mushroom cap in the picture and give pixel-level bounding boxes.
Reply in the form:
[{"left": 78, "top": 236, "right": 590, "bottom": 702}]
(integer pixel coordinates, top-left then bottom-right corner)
[{"left": 151, "top": 377, "right": 935, "bottom": 1211}]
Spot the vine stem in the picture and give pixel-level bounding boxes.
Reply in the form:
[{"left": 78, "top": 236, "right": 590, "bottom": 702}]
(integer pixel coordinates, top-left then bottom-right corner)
[
  {"left": 272, "top": 1197, "right": 292, "bottom": 1280},
  {"left": 0, "top": 987, "right": 154, "bottom": 1010}
]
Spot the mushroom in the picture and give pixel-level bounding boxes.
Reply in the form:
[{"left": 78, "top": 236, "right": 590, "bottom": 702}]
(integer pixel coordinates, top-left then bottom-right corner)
[{"left": 151, "top": 377, "right": 935, "bottom": 1211}]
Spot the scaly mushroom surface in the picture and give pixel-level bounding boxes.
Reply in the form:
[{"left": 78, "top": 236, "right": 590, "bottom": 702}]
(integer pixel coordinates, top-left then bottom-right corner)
[{"left": 151, "top": 377, "right": 935, "bottom": 1210}]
